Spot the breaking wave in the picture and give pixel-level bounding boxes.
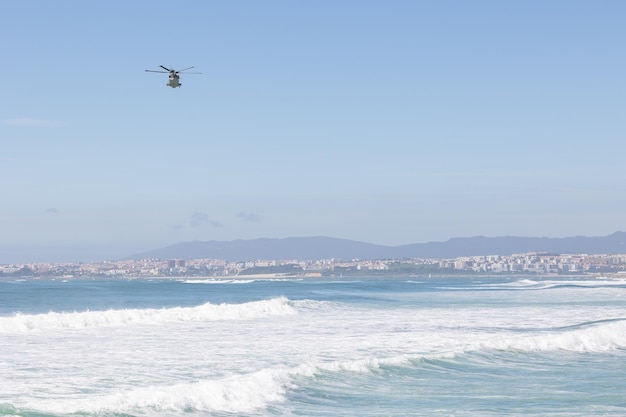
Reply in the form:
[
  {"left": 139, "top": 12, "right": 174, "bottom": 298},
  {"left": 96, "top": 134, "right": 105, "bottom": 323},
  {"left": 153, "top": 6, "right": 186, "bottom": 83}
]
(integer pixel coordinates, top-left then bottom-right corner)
[
  {"left": 0, "top": 297, "right": 298, "bottom": 333},
  {"left": 33, "top": 368, "right": 294, "bottom": 415},
  {"left": 8, "top": 317, "right": 626, "bottom": 416},
  {"left": 488, "top": 318, "right": 626, "bottom": 353},
  {"left": 183, "top": 278, "right": 303, "bottom": 284},
  {"left": 479, "top": 278, "right": 626, "bottom": 290}
]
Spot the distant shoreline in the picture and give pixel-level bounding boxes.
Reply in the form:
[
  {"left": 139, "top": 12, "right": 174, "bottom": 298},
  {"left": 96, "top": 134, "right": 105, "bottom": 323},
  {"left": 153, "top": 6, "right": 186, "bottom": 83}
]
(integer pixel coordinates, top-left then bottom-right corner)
[{"left": 127, "top": 272, "right": 626, "bottom": 280}]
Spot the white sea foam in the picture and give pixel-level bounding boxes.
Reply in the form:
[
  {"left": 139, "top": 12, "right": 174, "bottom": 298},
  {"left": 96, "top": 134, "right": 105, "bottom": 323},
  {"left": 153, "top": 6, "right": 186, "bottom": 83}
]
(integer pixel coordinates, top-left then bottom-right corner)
[
  {"left": 28, "top": 356, "right": 433, "bottom": 415},
  {"left": 3, "top": 278, "right": 626, "bottom": 417},
  {"left": 299, "top": 319, "right": 626, "bottom": 378},
  {"left": 0, "top": 297, "right": 297, "bottom": 333},
  {"left": 462, "top": 318, "right": 626, "bottom": 354},
  {"left": 182, "top": 279, "right": 256, "bottom": 284},
  {"left": 7, "top": 318, "right": 626, "bottom": 416},
  {"left": 33, "top": 368, "right": 293, "bottom": 415},
  {"left": 183, "top": 278, "right": 303, "bottom": 284},
  {"left": 480, "top": 278, "right": 626, "bottom": 290}
]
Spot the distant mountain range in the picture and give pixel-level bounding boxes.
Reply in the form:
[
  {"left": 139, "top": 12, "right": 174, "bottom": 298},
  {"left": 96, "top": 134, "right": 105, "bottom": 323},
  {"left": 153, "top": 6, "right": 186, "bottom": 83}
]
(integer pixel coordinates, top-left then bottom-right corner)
[{"left": 125, "top": 232, "right": 626, "bottom": 261}]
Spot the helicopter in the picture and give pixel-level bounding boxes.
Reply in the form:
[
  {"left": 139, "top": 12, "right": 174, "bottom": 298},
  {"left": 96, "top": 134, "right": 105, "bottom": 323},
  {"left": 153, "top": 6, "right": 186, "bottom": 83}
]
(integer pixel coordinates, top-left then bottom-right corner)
[{"left": 145, "top": 65, "right": 201, "bottom": 88}]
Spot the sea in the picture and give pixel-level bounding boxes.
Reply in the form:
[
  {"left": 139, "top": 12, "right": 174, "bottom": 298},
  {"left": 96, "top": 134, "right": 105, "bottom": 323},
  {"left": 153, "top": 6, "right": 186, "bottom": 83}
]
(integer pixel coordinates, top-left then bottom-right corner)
[{"left": 1, "top": 275, "right": 625, "bottom": 417}]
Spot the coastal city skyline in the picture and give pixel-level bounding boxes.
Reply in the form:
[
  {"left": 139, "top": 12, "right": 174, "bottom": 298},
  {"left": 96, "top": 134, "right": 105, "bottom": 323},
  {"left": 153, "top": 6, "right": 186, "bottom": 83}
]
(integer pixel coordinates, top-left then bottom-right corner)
[
  {"left": 3, "top": 2, "right": 625, "bottom": 263},
  {"left": 3, "top": 252, "right": 626, "bottom": 279}
]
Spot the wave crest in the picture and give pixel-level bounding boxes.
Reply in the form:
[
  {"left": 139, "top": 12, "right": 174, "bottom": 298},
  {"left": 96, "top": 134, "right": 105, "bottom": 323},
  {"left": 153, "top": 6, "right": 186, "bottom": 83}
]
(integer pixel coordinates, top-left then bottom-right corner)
[
  {"left": 465, "top": 318, "right": 626, "bottom": 354},
  {"left": 33, "top": 368, "right": 292, "bottom": 415},
  {"left": 0, "top": 297, "right": 297, "bottom": 333}
]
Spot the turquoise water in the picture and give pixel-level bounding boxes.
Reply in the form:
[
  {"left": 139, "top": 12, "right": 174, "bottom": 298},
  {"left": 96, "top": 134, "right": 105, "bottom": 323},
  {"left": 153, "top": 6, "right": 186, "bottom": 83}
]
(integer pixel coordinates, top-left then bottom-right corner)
[{"left": 1, "top": 276, "right": 625, "bottom": 416}]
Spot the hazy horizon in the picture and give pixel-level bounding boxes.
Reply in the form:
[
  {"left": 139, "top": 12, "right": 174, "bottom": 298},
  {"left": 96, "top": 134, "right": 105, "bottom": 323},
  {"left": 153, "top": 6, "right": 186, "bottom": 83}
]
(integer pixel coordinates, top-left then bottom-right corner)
[{"left": 2, "top": 230, "right": 625, "bottom": 264}]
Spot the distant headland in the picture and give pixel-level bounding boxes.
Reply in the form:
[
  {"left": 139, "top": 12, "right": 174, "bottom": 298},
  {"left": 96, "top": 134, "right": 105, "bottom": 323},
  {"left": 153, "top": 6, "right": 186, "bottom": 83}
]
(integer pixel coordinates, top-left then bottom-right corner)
[{"left": 125, "top": 232, "right": 626, "bottom": 261}]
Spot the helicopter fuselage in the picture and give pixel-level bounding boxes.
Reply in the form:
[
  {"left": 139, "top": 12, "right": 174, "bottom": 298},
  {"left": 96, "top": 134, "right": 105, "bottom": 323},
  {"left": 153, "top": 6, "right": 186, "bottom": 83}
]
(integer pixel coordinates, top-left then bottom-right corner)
[{"left": 167, "top": 73, "right": 181, "bottom": 88}]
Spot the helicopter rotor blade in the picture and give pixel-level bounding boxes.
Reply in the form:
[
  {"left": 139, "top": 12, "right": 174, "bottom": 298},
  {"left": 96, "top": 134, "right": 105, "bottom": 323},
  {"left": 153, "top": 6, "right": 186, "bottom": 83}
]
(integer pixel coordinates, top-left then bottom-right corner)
[
  {"left": 160, "top": 65, "right": 172, "bottom": 72},
  {"left": 178, "top": 66, "right": 195, "bottom": 72},
  {"left": 145, "top": 70, "right": 169, "bottom": 73}
]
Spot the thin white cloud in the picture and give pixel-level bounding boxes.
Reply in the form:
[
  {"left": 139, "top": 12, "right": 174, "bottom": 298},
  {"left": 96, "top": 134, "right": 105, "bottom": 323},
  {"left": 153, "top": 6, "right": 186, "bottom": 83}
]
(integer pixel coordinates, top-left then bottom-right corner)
[
  {"left": 2, "top": 118, "right": 64, "bottom": 127},
  {"left": 210, "top": 220, "right": 224, "bottom": 228},
  {"left": 46, "top": 208, "right": 60, "bottom": 214},
  {"left": 190, "top": 212, "right": 209, "bottom": 228},
  {"left": 189, "top": 212, "right": 224, "bottom": 229},
  {"left": 236, "top": 211, "right": 263, "bottom": 222}
]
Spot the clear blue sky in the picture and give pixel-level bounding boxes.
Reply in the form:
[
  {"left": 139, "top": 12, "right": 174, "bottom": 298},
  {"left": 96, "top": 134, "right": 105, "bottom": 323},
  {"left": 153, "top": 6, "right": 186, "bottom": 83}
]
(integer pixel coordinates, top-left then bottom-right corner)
[{"left": 2, "top": 1, "right": 625, "bottom": 263}]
